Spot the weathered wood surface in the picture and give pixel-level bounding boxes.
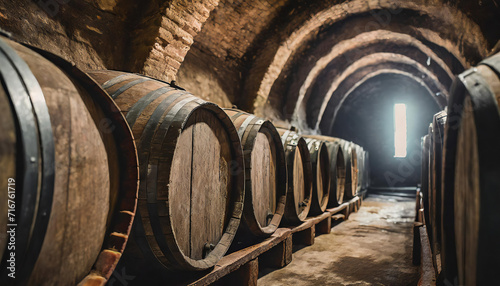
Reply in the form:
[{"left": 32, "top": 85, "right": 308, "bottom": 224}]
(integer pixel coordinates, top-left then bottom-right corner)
[
  {"left": 428, "top": 110, "right": 446, "bottom": 276},
  {"left": 260, "top": 235, "right": 293, "bottom": 268},
  {"left": 188, "top": 196, "right": 360, "bottom": 285},
  {"left": 276, "top": 127, "right": 313, "bottom": 224},
  {"left": 341, "top": 141, "right": 358, "bottom": 199},
  {"left": 303, "top": 135, "right": 348, "bottom": 205},
  {"left": 328, "top": 142, "right": 346, "bottom": 206},
  {"left": 223, "top": 109, "right": 287, "bottom": 237},
  {"left": 213, "top": 258, "right": 259, "bottom": 286},
  {"left": 354, "top": 145, "right": 364, "bottom": 194},
  {"left": 0, "top": 36, "right": 138, "bottom": 286},
  {"left": 119, "top": 195, "right": 360, "bottom": 285},
  {"left": 304, "top": 138, "right": 331, "bottom": 215},
  {"left": 452, "top": 57, "right": 500, "bottom": 286},
  {"left": 189, "top": 228, "right": 292, "bottom": 286},
  {"left": 87, "top": 70, "right": 245, "bottom": 272}
]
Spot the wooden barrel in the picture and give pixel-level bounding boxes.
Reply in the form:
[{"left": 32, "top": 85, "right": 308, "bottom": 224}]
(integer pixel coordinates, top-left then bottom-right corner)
[
  {"left": 304, "top": 138, "right": 331, "bottom": 215},
  {"left": 223, "top": 109, "right": 287, "bottom": 237},
  {"left": 302, "top": 135, "right": 346, "bottom": 206},
  {"left": 326, "top": 142, "right": 346, "bottom": 206},
  {"left": 450, "top": 53, "right": 500, "bottom": 285},
  {"left": 354, "top": 144, "right": 364, "bottom": 195},
  {"left": 276, "top": 127, "right": 313, "bottom": 224},
  {"left": 341, "top": 141, "right": 358, "bottom": 199},
  {"left": 440, "top": 66, "right": 468, "bottom": 285},
  {"left": 0, "top": 37, "right": 138, "bottom": 286},
  {"left": 429, "top": 110, "right": 447, "bottom": 271},
  {"left": 87, "top": 70, "right": 245, "bottom": 271}
]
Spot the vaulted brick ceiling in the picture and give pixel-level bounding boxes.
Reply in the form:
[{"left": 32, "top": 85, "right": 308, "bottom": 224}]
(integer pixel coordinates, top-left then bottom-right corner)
[
  {"left": 177, "top": 0, "right": 499, "bottom": 133},
  {"left": 3, "top": 0, "right": 498, "bottom": 134}
]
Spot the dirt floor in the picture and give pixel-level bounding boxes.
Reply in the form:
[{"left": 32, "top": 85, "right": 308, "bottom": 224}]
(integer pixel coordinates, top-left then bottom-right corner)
[{"left": 258, "top": 194, "right": 420, "bottom": 286}]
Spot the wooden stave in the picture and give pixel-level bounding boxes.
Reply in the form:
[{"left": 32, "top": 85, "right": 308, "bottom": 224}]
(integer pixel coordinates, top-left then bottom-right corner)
[
  {"left": 304, "top": 138, "right": 331, "bottom": 215},
  {"left": 302, "top": 135, "right": 347, "bottom": 206},
  {"left": 276, "top": 128, "right": 313, "bottom": 224},
  {"left": 223, "top": 108, "right": 287, "bottom": 237},
  {"left": 88, "top": 70, "right": 245, "bottom": 271},
  {"left": 355, "top": 144, "right": 364, "bottom": 195},
  {"left": 0, "top": 37, "right": 138, "bottom": 286},
  {"left": 451, "top": 55, "right": 500, "bottom": 285},
  {"left": 327, "top": 142, "right": 346, "bottom": 206},
  {"left": 429, "top": 110, "right": 447, "bottom": 271}
]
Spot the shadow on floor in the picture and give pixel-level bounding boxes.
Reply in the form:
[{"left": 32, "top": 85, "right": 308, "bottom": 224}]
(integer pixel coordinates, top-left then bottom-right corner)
[{"left": 258, "top": 194, "right": 419, "bottom": 286}]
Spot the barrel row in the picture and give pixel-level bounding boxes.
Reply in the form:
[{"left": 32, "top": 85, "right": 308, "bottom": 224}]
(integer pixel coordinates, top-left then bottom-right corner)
[
  {"left": 420, "top": 109, "right": 447, "bottom": 277},
  {"left": 420, "top": 52, "right": 500, "bottom": 285},
  {"left": 0, "top": 36, "right": 370, "bottom": 285}
]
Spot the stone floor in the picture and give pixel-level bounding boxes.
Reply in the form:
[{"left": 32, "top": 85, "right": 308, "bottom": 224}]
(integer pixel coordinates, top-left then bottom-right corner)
[{"left": 258, "top": 194, "right": 419, "bottom": 286}]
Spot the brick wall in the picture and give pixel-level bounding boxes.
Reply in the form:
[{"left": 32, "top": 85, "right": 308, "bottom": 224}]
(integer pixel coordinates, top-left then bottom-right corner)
[{"left": 131, "top": 0, "right": 220, "bottom": 82}]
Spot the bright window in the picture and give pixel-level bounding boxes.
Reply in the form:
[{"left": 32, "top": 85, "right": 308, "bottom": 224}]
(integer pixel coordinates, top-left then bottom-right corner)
[{"left": 394, "top": 103, "right": 407, "bottom": 158}]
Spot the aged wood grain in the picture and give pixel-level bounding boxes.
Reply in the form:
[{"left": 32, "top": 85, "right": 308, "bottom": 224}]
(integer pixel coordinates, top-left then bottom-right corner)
[
  {"left": 276, "top": 127, "right": 312, "bottom": 224},
  {"left": 223, "top": 109, "right": 286, "bottom": 237},
  {"left": 251, "top": 132, "right": 275, "bottom": 228},
  {"left": 169, "top": 124, "right": 193, "bottom": 257},
  {"left": 0, "top": 38, "right": 137, "bottom": 286},
  {"left": 87, "top": 70, "right": 244, "bottom": 271}
]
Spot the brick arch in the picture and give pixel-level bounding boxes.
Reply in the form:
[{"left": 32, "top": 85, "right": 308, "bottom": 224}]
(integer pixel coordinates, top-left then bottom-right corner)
[
  {"left": 280, "top": 31, "right": 455, "bottom": 125},
  {"left": 313, "top": 55, "right": 449, "bottom": 131},
  {"left": 128, "top": 0, "right": 220, "bottom": 82},
  {"left": 245, "top": 0, "right": 487, "bottom": 118},
  {"left": 318, "top": 69, "right": 442, "bottom": 134}
]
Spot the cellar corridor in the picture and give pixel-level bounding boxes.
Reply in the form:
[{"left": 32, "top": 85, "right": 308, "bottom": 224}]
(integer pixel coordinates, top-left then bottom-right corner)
[
  {"left": 0, "top": 0, "right": 499, "bottom": 285},
  {"left": 259, "top": 194, "right": 419, "bottom": 286}
]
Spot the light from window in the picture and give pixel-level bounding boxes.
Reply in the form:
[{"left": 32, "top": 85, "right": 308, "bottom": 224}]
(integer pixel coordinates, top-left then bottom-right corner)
[{"left": 394, "top": 103, "right": 407, "bottom": 158}]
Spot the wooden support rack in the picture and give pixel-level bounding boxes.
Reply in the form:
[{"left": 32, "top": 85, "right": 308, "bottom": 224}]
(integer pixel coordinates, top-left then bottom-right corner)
[{"left": 186, "top": 195, "right": 363, "bottom": 286}]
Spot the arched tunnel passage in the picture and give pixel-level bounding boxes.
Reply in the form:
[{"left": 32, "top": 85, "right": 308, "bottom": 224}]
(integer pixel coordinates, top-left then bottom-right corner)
[
  {"left": 0, "top": 0, "right": 499, "bottom": 285},
  {"left": 326, "top": 73, "right": 441, "bottom": 188}
]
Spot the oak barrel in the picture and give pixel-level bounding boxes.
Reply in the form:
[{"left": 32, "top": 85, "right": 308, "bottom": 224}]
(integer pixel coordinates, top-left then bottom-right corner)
[
  {"left": 276, "top": 127, "right": 313, "bottom": 224},
  {"left": 341, "top": 141, "right": 358, "bottom": 199},
  {"left": 325, "top": 141, "right": 346, "bottom": 206},
  {"left": 303, "top": 135, "right": 346, "bottom": 206},
  {"left": 450, "top": 53, "right": 500, "bottom": 285},
  {"left": 354, "top": 144, "right": 364, "bottom": 194},
  {"left": 223, "top": 109, "right": 287, "bottom": 237},
  {"left": 0, "top": 36, "right": 138, "bottom": 286},
  {"left": 429, "top": 110, "right": 447, "bottom": 273},
  {"left": 304, "top": 138, "right": 331, "bottom": 215},
  {"left": 87, "top": 70, "right": 245, "bottom": 271}
]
